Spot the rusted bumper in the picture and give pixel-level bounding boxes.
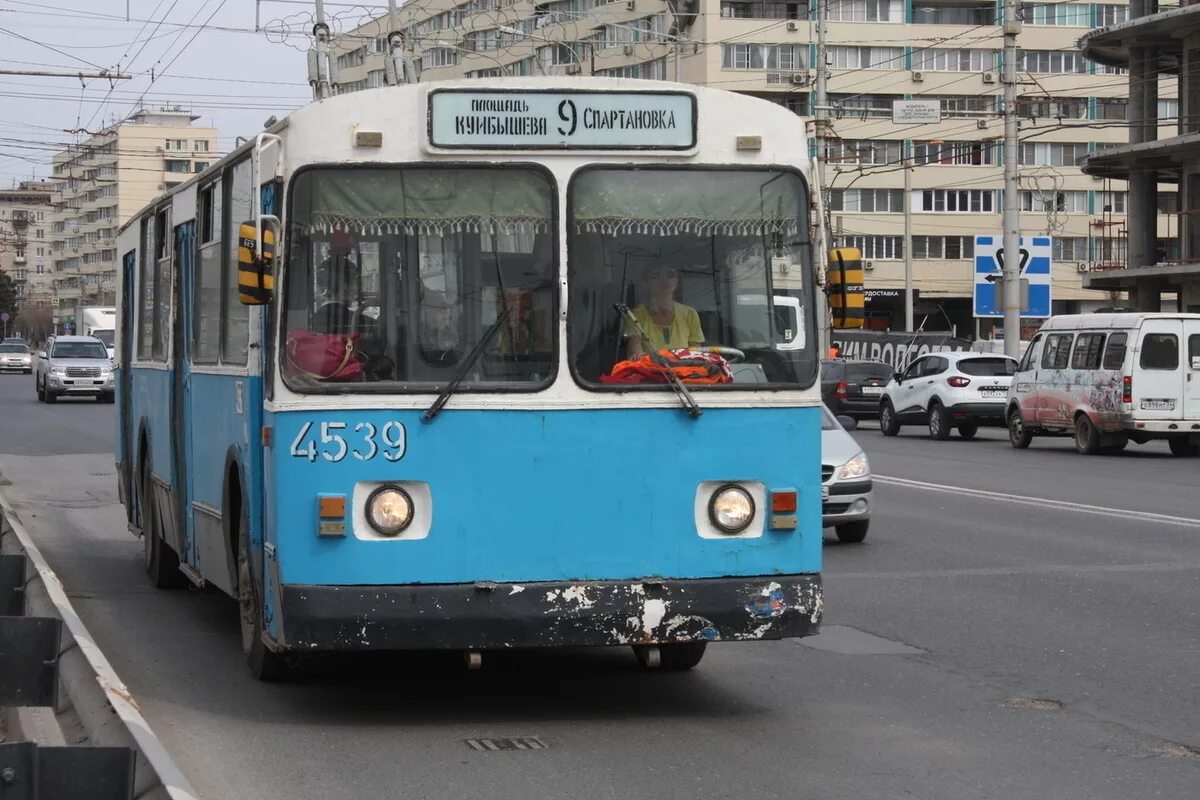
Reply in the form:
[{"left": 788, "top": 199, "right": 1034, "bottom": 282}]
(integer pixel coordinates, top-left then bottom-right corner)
[{"left": 277, "top": 575, "right": 823, "bottom": 651}]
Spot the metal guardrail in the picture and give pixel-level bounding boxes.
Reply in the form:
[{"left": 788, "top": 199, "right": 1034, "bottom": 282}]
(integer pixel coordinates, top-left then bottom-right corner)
[{"left": 0, "top": 492, "right": 200, "bottom": 800}]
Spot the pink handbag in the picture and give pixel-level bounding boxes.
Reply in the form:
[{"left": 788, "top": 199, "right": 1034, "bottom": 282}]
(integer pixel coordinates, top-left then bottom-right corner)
[{"left": 285, "top": 330, "right": 365, "bottom": 382}]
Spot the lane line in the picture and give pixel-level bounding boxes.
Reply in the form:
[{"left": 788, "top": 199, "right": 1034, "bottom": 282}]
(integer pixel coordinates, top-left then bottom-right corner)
[{"left": 874, "top": 474, "right": 1200, "bottom": 530}]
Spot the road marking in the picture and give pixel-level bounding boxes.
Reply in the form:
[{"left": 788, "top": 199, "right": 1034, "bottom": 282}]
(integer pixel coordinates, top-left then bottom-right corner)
[{"left": 874, "top": 474, "right": 1200, "bottom": 529}]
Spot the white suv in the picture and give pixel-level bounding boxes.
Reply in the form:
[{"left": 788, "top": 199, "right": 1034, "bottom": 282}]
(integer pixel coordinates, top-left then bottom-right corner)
[{"left": 879, "top": 352, "right": 1018, "bottom": 440}]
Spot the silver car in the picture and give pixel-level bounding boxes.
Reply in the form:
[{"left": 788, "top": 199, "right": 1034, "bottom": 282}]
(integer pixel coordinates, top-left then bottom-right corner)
[
  {"left": 35, "top": 335, "right": 115, "bottom": 404},
  {"left": 821, "top": 405, "right": 873, "bottom": 543},
  {"left": 0, "top": 342, "right": 33, "bottom": 374}
]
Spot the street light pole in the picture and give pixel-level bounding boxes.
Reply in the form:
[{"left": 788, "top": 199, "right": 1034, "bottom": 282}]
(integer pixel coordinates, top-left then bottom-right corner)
[{"left": 1001, "top": 0, "right": 1022, "bottom": 357}]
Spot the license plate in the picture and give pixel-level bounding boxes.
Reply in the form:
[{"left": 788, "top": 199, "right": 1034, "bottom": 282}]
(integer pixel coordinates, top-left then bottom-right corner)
[
  {"left": 861, "top": 386, "right": 883, "bottom": 395},
  {"left": 1141, "top": 399, "right": 1175, "bottom": 411},
  {"left": 980, "top": 389, "right": 1006, "bottom": 398}
]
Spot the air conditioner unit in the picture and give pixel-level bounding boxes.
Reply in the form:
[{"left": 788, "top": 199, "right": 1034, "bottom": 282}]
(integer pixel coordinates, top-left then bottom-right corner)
[
  {"left": 1076, "top": 262, "right": 1089, "bottom": 273},
  {"left": 911, "top": 70, "right": 925, "bottom": 82},
  {"left": 787, "top": 72, "right": 807, "bottom": 85},
  {"left": 624, "top": 44, "right": 635, "bottom": 55},
  {"left": 625, "top": 0, "right": 635, "bottom": 9},
  {"left": 787, "top": 20, "right": 799, "bottom": 31},
  {"left": 982, "top": 71, "right": 997, "bottom": 83},
  {"left": 565, "top": 63, "right": 581, "bottom": 74},
  {"left": 863, "top": 260, "right": 874, "bottom": 271}
]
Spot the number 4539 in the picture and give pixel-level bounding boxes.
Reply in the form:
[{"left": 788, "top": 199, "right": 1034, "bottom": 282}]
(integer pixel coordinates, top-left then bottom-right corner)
[{"left": 289, "top": 421, "right": 406, "bottom": 463}]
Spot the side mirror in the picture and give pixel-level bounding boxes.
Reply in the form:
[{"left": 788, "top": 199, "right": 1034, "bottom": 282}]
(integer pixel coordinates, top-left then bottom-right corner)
[
  {"left": 893, "top": 372, "right": 903, "bottom": 383},
  {"left": 837, "top": 415, "right": 858, "bottom": 432},
  {"left": 237, "top": 219, "right": 276, "bottom": 305}
]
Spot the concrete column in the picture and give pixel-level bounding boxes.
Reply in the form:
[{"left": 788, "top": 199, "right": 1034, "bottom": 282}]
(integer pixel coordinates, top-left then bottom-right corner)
[
  {"left": 1133, "top": 280, "right": 1163, "bottom": 311},
  {"left": 1126, "top": 43, "right": 1159, "bottom": 270}
]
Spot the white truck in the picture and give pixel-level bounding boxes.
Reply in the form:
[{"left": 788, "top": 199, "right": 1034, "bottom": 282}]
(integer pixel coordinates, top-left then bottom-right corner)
[{"left": 73, "top": 306, "right": 117, "bottom": 359}]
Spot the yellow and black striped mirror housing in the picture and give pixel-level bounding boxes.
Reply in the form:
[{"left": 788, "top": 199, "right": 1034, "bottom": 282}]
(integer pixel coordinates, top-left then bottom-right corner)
[
  {"left": 238, "top": 221, "right": 275, "bottom": 305},
  {"left": 827, "top": 247, "right": 865, "bottom": 329}
]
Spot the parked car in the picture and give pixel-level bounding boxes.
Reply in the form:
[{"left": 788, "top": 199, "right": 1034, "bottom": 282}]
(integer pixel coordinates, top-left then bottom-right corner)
[
  {"left": 879, "top": 351, "right": 1019, "bottom": 440},
  {"left": 820, "top": 405, "right": 872, "bottom": 543},
  {"left": 0, "top": 342, "right": 33, "bottom": 374},
  {"left": 1006, "top": 312, "right": 1200, "bottom": 456},
  {"left": 821, "top": 358, "right": 893, "bottom": 419},
  {"left": 34, "top": 335, "right": 115, "bottom": 403}
]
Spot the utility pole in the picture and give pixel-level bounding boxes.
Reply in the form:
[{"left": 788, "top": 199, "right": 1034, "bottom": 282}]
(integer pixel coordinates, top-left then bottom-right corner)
[
  {"left": 814, "top": 0, "right": 829, "bottom": 212},
  {"left": 308, "top": 0, "right": 333, "bottom": 100},
  {"left": 903, "top": 141, "right": 914, "bottom": 331},
  {"left": 1001, "top": 0, "right": 1022, "bottom": 358}
]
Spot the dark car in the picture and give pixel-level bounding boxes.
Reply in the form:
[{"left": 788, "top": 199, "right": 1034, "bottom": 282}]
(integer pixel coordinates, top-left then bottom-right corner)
[{"left": 821, "top": 358, "right": 894, "bottom": 419}]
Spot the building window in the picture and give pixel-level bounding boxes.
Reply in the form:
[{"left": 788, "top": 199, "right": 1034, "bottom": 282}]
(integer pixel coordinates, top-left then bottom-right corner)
[
  {"left": 194, "top": 162, "right": 209, "bottom": 172},
  {"left": 596, "top": 58, "right": 667, "bottom": 80},
  {"left": 1158, "top": 192, "right": 1179, "bottom": 213},
  {"left": 367, "top": 69, "right": 386, "bottom": 88},
  {"left": 164, "top": 159, "right": 190, "bottom": 173},
  {"left": 828, "top": 189, "right": 904, "bottom": 212},
  {"left": 829, "top": 93, "right": 901, "bottom": 113},
  {"left": 918, "top": 189, "right": 996, "bottom": 213},
  {"left": 1097, "top": 191, "right": 1127, "bottom": 213},
  {"left": 828, "top": 46, "right": 903, "bottom": 70},
  {"left": 1158, "top": 98, "right": 1180, "bottom": 119},
  {"left": 1018, "top": 50, "right": 1087, "bottom": 74},
  {"left": 824, "top": 139, "right": 901, "bottom": 165},
  {"left": 193, "top": 140, "right": 209, "bottom": 152},
  {"left": 164, "top": 138, "right": 187, "bottom": 151},
  {"left": 912, "top": 48, "right": 995, "bottom": 72},
  {"left": 1096, "top": 4, "right": 1129, "bottom": 26},
  {"left": 1021, "top": 3, "right": 1090, "bottom": 26},
  {"left": 336, "top": 46, "right": 366, "bottom": 69},
  {"left": 1053, "top": 237, "right": 1089, "bottom": 260},
  {"left": 839, "top": 235, "right": 903, "bottom": 259},
  {"left": 1096, "top": 97, "right": 1128, "bottom": 120},
  {"left": 1019, "top": 190, "right": 1087, "bottom": 213},
  {"left": 929, "top": 94, "right": 998, "bottom": 116},
  {"left": 913, "top": 140, "right": 1000, "bottom": 166},
  {"left": 719, "top": 1, "right": 809, "bottom": 19},
  {"left": 912, "top": 5, "right": 996, "bottom": 24},
  {"left": 1019, "top": 142, "right": 1089, "bottom": 166},
  {"left": 912, "top": 236, "right": 975, "bottom": 259},
  {"left": 826, "top": 0, "right": 902, "bottom": 22},
  {"left": 721, "top": 43, "right": 807, "bottom": 70},
  {"left": 420, "top": 47, "right": 459, "bottom": 69}
]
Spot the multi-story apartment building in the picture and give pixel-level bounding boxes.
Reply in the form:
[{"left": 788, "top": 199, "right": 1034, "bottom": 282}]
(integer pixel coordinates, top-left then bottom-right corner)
[
  {"left": 0, "top": 182, "right": 55, "bottom": 308},
  {"left": 329, "top": 0, "right": 1168, "bottom": 332},
  {"left": 50, "top": 107, "right": 217, "bottom": 306}
]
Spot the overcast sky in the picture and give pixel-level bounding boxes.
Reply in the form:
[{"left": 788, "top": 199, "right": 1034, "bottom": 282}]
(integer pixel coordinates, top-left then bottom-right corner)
[{"left": 0, "top": 0, "right": 380, "bottom": 184}]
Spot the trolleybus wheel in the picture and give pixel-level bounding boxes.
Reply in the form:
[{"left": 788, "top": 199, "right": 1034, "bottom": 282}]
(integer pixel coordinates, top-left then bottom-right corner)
[
  {"left": 633, "top": 641, "right": 707, "bottom": 671},
  {"left": 236, "top": 509, "right": 291, "bottom": 681},
  {"left": 142, "top": 462, "right": 182, "bottom": 589}
]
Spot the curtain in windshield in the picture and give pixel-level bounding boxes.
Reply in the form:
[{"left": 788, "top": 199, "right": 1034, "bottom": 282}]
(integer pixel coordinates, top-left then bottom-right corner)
[
  {"left": 568, "top": 167, "right": 816, "bottom": 389},
  {"left": 283, "top": 167, "right": 556, "bottom": 392}
]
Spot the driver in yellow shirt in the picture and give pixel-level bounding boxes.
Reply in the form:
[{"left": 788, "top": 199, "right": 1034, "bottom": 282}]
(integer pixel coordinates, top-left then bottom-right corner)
[{"left": 624, "top": 266, "right": 705, "bottom": 359}]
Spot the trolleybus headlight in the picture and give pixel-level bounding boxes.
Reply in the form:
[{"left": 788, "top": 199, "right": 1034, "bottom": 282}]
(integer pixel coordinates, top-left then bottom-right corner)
[
  {"left": 708, "top": 485, "right": 755, "bottom": 534},
  {"left": 365, "top": 485, "right": 413, "bottom": 536}
]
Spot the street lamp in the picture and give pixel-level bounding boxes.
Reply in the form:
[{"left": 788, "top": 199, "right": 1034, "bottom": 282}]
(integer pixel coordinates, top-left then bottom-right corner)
[
  {"left": 434, "top": 40, "right": 513, "bottom": 77},
  {"left": 497, "top": 27, "right": 593, "bottom": 76}
]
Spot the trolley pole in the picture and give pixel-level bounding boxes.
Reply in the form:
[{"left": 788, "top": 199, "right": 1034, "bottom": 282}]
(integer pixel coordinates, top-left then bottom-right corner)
[
  {"left": 309, "top": 0, "right": 333, "bottom": 100},
  {"left": 1001, "top": 0, "right": 1022, "bottom": 357},
  {"left": 385, "top": 0, "right": 416, "bottom": 84}
]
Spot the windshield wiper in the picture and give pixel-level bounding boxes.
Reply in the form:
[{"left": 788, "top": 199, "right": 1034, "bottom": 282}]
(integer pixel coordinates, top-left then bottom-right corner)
[
  {"left": 422, "top": 307, "right": 511, "bottom": 424},
  {"left": 615, "top": 303, "right": 702, "bottom": 419}
]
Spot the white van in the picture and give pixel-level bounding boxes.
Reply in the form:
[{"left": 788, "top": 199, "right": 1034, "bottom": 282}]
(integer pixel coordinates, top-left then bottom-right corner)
[{"left": 1006, "top": 313, "right": 1200, "bottom": 455}]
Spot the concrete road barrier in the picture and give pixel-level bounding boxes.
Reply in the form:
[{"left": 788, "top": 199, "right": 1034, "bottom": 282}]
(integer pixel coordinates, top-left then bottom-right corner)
[{"left": 1, "top": 490, "right": 200, "bottom": 800}]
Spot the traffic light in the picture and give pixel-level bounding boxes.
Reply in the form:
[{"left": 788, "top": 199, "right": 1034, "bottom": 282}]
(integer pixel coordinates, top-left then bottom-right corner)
[{"left": 827, "top": 247, "right": 865, "bottom": 329}]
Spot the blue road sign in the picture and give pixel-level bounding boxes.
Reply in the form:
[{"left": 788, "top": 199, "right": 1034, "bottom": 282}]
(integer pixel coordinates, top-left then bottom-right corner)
[{"left": 973, "top": 236, "right": 1052, "bottom": 318}]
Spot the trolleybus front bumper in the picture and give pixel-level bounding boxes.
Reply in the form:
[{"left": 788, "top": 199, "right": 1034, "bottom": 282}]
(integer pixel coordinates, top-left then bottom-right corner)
[{"left": 275, "top": 575, "right": 822, "bottom": 651}]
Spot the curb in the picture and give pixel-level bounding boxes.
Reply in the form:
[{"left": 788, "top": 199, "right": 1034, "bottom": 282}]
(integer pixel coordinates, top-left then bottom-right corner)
[{"left": 1, "top": 489, "right": 201, "bottom": 800}]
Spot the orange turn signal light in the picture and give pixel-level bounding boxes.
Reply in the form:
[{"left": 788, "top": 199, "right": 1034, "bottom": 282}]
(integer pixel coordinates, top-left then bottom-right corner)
[
  {"left": 771, "top": 490, "right": 797, "bottom": 513},
  {"left": 318, "top": 495, "right": 346, "bottom": 519}
]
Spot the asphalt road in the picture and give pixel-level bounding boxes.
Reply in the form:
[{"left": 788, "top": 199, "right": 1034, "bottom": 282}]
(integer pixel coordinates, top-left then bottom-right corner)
[{"left": 1, "top": 372, "right": 1197, "bottom": 800}]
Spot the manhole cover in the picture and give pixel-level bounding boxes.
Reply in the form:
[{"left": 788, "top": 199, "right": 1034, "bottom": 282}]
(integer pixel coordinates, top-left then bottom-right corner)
[
  {"left": 1003, "top": 698, "right": 1062, "bottom": 711},
  {"left": 465, "top": 737, "right": 547, "bottom": 752}
]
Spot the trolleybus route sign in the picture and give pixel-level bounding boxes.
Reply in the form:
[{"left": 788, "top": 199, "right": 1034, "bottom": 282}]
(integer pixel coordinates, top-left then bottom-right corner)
[{"left": 429, "top": 89, "right": 697, "bottom": 150}]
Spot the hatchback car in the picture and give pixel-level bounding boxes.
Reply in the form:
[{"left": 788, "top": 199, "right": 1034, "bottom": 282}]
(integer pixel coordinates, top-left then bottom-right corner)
[
  {"left": 821, "top": 405, "right": 872, "bottom": 543},
  {"left": 879, "top": 352, "right": 1018, "bottom": 440},
  {"left": 0, "top": 342, "right": 33, "bottom": 374},
  {"left": 35, "top": 335, "right": 114, "bottom": 403},
  {"left": 821, "top": 358, "right": 893, "bottom": 419}
]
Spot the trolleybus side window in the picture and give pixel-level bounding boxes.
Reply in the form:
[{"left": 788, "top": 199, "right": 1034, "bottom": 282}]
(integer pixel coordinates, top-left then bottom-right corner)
[
  {"left": 567, "top": 166, "right": 816, "bottom": 388},
  {"left": 137, "top": 218, "right": 154, "bottom": 360},
  {"left": 194, "top": 180, "right": 223, "bottom": 364},
  {"left": 224, "top": 160, "right": 252, "bottom": 365},
  {"left": 152, "top": 207, "right": 172, "bottom": 362},
  {"left": 281, "top": 165, "right": 556, "bottom": 390}
]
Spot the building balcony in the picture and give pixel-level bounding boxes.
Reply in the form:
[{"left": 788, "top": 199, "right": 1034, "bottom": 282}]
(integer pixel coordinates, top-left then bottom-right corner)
[{"left": 1078, "top": 4, "right": 1200, "bottom": 71}]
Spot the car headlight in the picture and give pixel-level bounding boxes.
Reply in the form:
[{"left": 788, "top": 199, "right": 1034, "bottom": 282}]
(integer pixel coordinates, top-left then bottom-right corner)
[
  {"left": 51, "top": 366, "right": 66, "bottom": 376},
  {"left": 839, "top": 451, "right": 870, "bottom": 480},
  {"left": 21, "top": 356, "right": 31, "bottom": 364},
  {"left": 365, "top": 485, "right": 413, "bottom": 536},
  {"left": 708, "top": 485, "right": 755, "bottom": 534}
]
